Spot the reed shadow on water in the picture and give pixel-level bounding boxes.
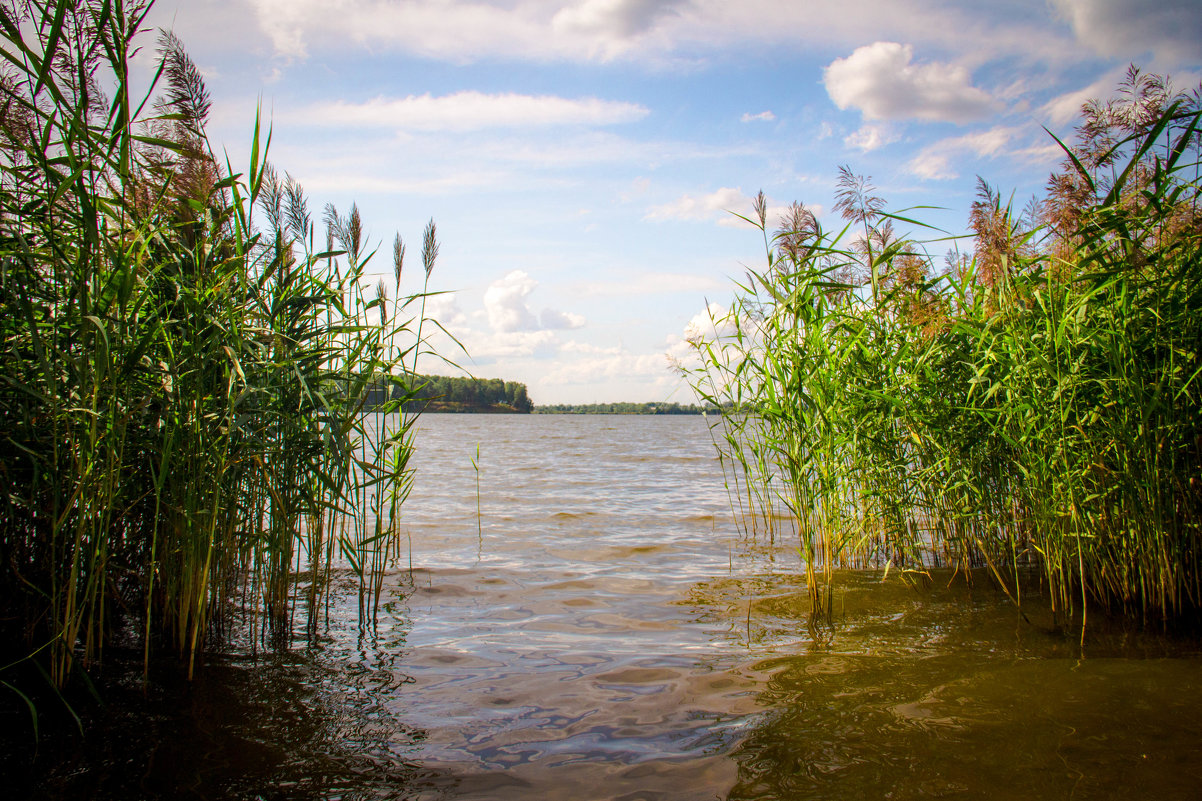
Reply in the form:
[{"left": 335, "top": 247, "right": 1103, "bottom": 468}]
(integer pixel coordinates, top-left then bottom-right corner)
[
  {"left": 0, "top": 573, "right": 451, "bottom": 800},
  {"left": 687, "top": 570, "right": 1202, "bottom": 801}
]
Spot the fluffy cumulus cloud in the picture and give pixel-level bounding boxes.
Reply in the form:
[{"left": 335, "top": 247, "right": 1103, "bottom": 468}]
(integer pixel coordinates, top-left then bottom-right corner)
[
  {"left": 1053, "top": 0, "right": 1202, "bottom": 63},
  {"left": 823, "top": 42, "right": 997, "bottom": 123},
  {"left": 483, "top": 270, "right": 584, "bottom": 334},
  {"left": 294, "top": 92, "right": 649, "bottom": 133},
  {"left": 483, "top": 271, "right": 540, "bottom": 333},
  {"left": 419, "top": 271, "right": 586, "bottom": 371}
]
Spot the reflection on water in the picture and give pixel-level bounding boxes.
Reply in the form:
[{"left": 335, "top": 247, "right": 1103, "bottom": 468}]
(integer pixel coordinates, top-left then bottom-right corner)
[
  {"left": 12, "top": 415, "right": 1202, "bottom": 799},
  {"left": 717, "top": 572, "right": 1202, "bottom": 800}
]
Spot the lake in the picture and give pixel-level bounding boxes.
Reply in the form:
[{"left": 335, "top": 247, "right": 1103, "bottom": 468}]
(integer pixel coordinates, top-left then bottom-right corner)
[{"left": 20, "top": 414, "right": 1202, "bottom": 799}]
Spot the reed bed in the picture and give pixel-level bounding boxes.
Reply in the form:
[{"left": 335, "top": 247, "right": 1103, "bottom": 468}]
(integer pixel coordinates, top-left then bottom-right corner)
[
  {"left": 685, "top": 71, "right": 1202, "bottom": 631},
  {"left": 0, "top": 0, "right": 444, "bottom": 719}
]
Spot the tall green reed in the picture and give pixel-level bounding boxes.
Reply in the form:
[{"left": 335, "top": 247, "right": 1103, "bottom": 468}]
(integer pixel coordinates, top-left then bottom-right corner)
[
  {"left": 0, "top": 0, "right": 448, "bottom": 718},
  {"left": 685, "top": 74, "right": 1201, "bottom": 630}
]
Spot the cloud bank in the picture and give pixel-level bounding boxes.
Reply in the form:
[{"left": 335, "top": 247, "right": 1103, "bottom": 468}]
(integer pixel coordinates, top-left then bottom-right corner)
[
  {"left": 824, "top": 42, "right": 997, "bottom": 124},
  {"left": 294, "top": 91, "right": 648, "bottom": 132},
  {"left": 1054, "top": 0, "right": 1202, "bottom": 63}
]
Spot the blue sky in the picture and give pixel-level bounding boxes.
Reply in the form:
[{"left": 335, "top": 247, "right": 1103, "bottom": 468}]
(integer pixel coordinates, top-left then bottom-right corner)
[{"left": 143, "top": 0, "right": 1200, "bottom": 404}]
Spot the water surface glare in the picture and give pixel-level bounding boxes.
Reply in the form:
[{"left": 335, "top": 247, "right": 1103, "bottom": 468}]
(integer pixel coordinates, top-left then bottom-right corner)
[{"left": 24, "top": 415, "right": 1202, "bottom": 799}]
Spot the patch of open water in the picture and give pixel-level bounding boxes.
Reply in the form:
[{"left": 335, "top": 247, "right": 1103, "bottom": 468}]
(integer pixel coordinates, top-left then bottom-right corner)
[{"left": 12, "top": 415, "right": 1202, "bottom": 799}]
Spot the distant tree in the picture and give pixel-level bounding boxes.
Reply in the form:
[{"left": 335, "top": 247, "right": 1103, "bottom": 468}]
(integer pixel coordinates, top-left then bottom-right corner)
[
  {"left": 506, "top": 382, "right": 533, "bottom": 412},
  {"left": 382, "top": 373, "right": 534, "bottom": 412}
]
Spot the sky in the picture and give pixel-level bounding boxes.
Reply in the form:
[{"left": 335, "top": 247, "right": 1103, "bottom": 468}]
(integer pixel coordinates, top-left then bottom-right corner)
[{"left": 139, "top": 0, "right": 1200, "bottom": 405}]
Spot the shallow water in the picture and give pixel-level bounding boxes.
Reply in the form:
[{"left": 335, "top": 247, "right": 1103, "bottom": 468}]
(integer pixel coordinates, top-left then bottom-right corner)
[{"left": 14, "top": 415, "right": 1202, "bottom": 799}]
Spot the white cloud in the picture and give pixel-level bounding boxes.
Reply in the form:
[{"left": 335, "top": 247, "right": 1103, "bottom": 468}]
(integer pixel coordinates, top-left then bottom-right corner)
[
  {"left": 247, "top": 0, "right": 543, "bottom": 63},
  {"left": 245, "top": 0, "right": 688, "bottom": 64},
  {"left": 823, "top": 42, "right": 997, "bottom": 123},
  {"left": 483, "top": 270, "right": 541, "bottom": 333},
  {"left": 1053, "top": 0, "right": 1202, "bottom": 64},
  {"left": 523, "top": 338, "right": 683, "bottom": 399},
  {"left": 665, "top": 302, "right": 742, "bottom": 377},
  {"left": 1012, "top": 142, "right": 1068, "bottom": 165},
  {"left": 472, "top": 330, "right": 562, "bottom": 359},
  {"left": 907, "top": 152, "right": 956, "bottom": 181},
  {"left": 552, "top": 0, "right": 687, "bottom": 39},
  {"left": 294, "top": 92, "right": 648, "bottom": 132},
  {"left": 248, "top": 0, "right": 312, "bottom": 60},
  {"left": 544, "top": 347, "right": 673, "bottom": 385},
  {"left": 426, "top": 294, "right": 469, "bottom": 328},
  {"left": 620, "top": 176, "right": 653, "bottom": 203},
  {"left": 482, "top": 270, "right": 585, "bottom": 334},
  {"left": 422, "top": 318, "right": 564, "bottom": 365},
  {"left": 541, "top": 308, "right": 587, "bottom": 330},
  {"left": 645, "top": 187, "right": 782, "bottom": 229},
  {"left": 645, "top": 187, "right": 803, "bottom": 230},
  {"left": 229, "top": 0, "right": 1072, "bottom": 72},
  {"left": 645, "top": 186, "right": 746, "bottom": 222},
  {"left": 684, "top": 302, "right": 735, "bottom": 343},
  {"left": 949, "top": 127, "right": 1015, "bottom": 158},
  {"left": 1038, "top": 69, "right": 1128, "bottom": 128},
  {"left": 905, "top": 125, "right": 1029, "bottom": 180},
  {"left": 844, "top": 123, "right": 899, "bottom": 152},
  {"left": 741, "top": 110, "right": 776, "bottom": 123}
]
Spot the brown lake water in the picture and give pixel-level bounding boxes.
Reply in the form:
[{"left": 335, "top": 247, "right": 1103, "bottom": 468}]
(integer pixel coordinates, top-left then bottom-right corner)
[{"left": 14, "top": 414, "right": 1202, "bottom": 799}]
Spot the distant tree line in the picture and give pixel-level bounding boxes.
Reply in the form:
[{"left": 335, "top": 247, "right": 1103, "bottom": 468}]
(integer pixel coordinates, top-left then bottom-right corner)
[
  {"left": 535, "top": 402, "right": 717, "bottom": 415},
  {"left": 365, "top": 374, "right": 533, "bottom": 413},
  {"left": 363, "top": 380, "right": 717, "bottom": 416}
]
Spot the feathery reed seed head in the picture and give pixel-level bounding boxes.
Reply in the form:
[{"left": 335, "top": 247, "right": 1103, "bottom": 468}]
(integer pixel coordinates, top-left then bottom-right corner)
[{"left": 422, "top": 218, "right": 438, "bottom": 277}]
